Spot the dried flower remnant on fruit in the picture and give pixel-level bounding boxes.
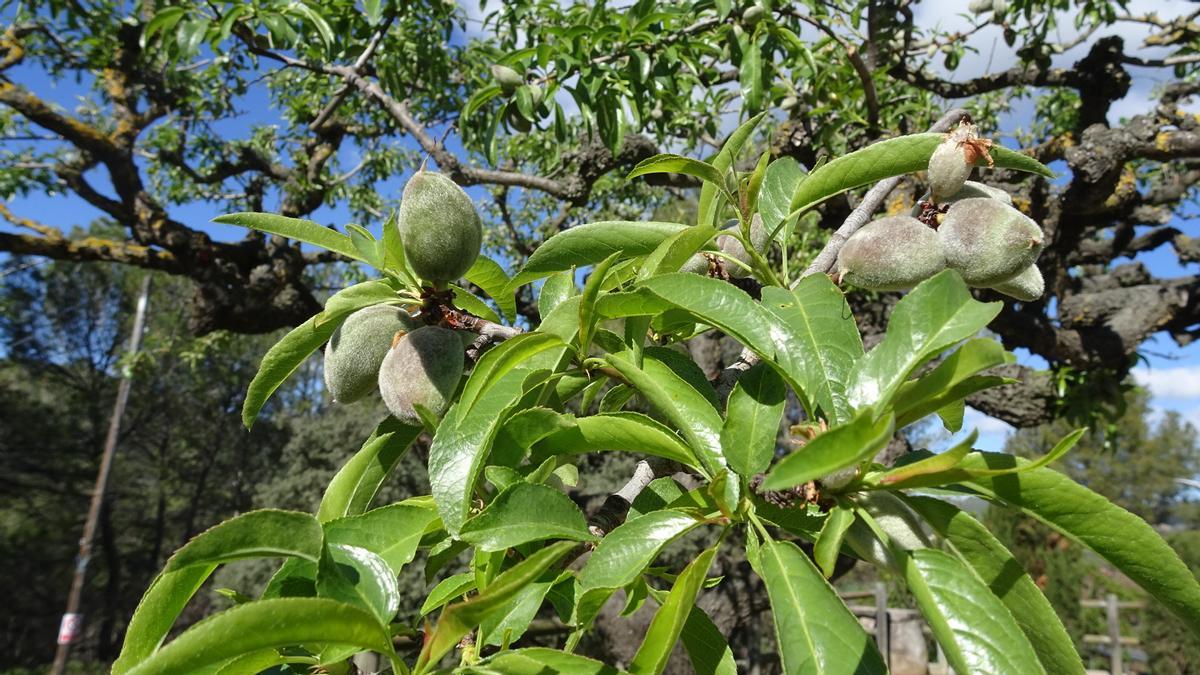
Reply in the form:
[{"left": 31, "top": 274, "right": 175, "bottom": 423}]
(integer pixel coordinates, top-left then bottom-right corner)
[
  {"left": 927, "top": 121, "right": 995, "bottom": 202},
  {"left": 836, "top": 216, "right": 946, "bottom": 291},
  {"left": 324, "top": 305, "right": 417, "bottom": 404}
]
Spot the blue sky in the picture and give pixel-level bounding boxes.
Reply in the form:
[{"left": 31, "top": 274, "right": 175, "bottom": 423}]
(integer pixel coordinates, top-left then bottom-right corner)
[{"left": 2, "top": 1, "right": 1197, "bottom": 456}]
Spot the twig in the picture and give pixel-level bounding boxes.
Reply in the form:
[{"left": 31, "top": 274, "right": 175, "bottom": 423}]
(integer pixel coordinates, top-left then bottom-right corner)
[{"left": 308, "top": 14, "right": 395, "bottom": 132}]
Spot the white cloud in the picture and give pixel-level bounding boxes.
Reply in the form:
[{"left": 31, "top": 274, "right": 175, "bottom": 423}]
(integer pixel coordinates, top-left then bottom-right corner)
[
  {"left": 965, "top": 407, "right": 1015, "bottom": 434},
  {"left": 1132, "top": 366, "right": 1200, "bottom": 400}
]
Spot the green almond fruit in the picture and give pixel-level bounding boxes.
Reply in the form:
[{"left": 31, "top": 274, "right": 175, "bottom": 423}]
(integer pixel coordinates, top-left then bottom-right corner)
[
  {"left": 939, "top": 197, "right": 1044, "bottom": 286},
  {"left": 717, "top": 214, "right": 771, "bottom": 278},
  {"left": 491, "top": 64, "right": 522, "bottom": 95},
  {"left": 324, "top": 304, "right": 417, "bottom": 404},
  {"left": 927, "top": 138, "right": 972, "bottom": 202},
  {"left": 836, "top": 216, "right": 946, "bottom": 291},
  {"left": 912, "top": 180, "right": 1012, "bottom": 217},
  {"left": 398, "top": 170, "right": 483, "bottom": 283},
  {"left": 378, "top": 325, "right": 465, "bottom": 426},
  {"left": 989, "top": 263, "right": 1044, "bottom": 301}
]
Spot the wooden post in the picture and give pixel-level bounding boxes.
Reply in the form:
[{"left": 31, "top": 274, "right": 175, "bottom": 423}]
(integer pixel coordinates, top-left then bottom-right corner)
[
  {"left": 1107, "top": 593, "right": 1123, "bottom": 675},
  {"left": 50, "top": 276, "right": 151, "bottom": 675},
  {"left": 874, "top": 581, "right": 889, "bottom": 667}
]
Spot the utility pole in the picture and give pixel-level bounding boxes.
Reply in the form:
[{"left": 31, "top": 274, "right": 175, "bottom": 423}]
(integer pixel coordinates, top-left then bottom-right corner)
[{"left": 51, "top": 275, "right": 151, "bottom": 674}]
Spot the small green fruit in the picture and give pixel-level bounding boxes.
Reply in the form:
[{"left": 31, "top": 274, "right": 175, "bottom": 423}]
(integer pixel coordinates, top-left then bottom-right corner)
[
  {"left": 398, "top": 170, "right": 483, "bottom": 283},
  {"left": 717, "top": 214, "right": 771, "bottom": 278},
  {"left": 742, "top": 4, "right": 765, "bottom": 25},
  {"left": 989, "top": 263, "right": 1044, "bottom": 301},
  {"left": 912, "top": 180, "right": 1012, "bottom": 217},
  {"left": 680, "top": 253, "right": 711, "bottom": 275},
  {"left": 491, "top": 64, "right": 522, "bottom": 95},
  {"left": 378, "top": 325, "right": 465, "bottom": 425},
  {"left": 324, "top": 304, "right": 417, "bottom": 404},
  {"left": 927, "top": 137, "right": 972, "bottom": 202},
  {"left": 836, "top": 216, "right": 945, "bottom": 291},
  {"left": 939, "top": 198, "right": 1044, "bottom": 286}
]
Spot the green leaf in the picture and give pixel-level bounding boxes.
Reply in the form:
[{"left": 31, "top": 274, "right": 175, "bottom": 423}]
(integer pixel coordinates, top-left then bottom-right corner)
[
  {"left": 760, "top": 278, "right": 862, "bottom": 423},
  {"left": 698, "top": 112, "right": 765, "bottom": 227},
  {"left": 512, "top": 221, "right": 688, "bottom": 288},
  {"left": 466, "top": 256, "right": 516, "bottom": 322},
  {"left": 460, "top": 483, "right": 596, "bottom": 551},
  {"left": 480, "top": 648, "right": 620, "bottom": 674},
  {"left": 899, "top": 548, "right": 1046, "bottom": 675},
  {"left": 637, "top": 273, "right": 778, "bottom": 361},
  {"left": 213, "top": 212, "right": 361, "bottom": 261},
  {"left": 113, "top": 565, "right": 216, "bottom": 674},
  {"left": 165, "top": 510, "right": 323, "bottom": 571},
  {"left": 579, "top": 251, "right": 623, "bottom": 356},
  {"left": 539, "top": 271, "right": 576, "bottom": 320},
  {"left": 417, "top": 541, "right": 577, "bottom": 670},
  {"left": 906, "top": 496, "right": 1083, "bottom": 675},
  {"left": 451, "top": 284, "right": 502, "bottom": 324},
  {"left": 848, "top": 270, "right": 1001, "bottom": 412},
  {"left": 627, "top": 153, "right": 727, "bottom": 188},
  {"left": 479, "top": 578, "right": 555, "bottom": 647},
  {"left": 752, "top": 539, "right": 886, "bottom": 675},
  {"left": 316, "top": 544, "right": 400, "bottom": 626},
  {"left": 290, "top": 2, "right": 334, "bottom": 47},
  {"left": 759, "top": 156, "right": 807, "bottom": 242},
  {"left": 123, "top": 599, "right": 394, "bottom": 675},
  {"left": 639, "top": 224, "right": 718, "bottom": 279},
  {"left": 242, "top": 280, "right": 400, "bottom": 428},
  {"left": 679, "top": 606, "right": 737, "bottom": 675},
  {"left": 813, "top": 506, "right": 855, "bottom": 578},
  {"left": 458, "top": 332, "right": 566, "bottom": 414},
  {"left": 605, "top": 351, "right": 725, "bottom": 476},
  {"left": 531, "top": 412, "right": 701, "bottom": 470},
  {"left": 141, "top": 6, "right": 187, "bottom": 47},
  {"left": 877, "top": 430, "right": 977, "bottom": 487},
  {"left": 721, "top": 362, "right": 785, "bottom": 476},
  {"left": 740, "top": 40, "right": 763, "bottom": 111},
  {"left": 893, "top": 338, "right": 1012, "bottom": 428},
  {"left": 953, "top": 451, "right": 1200, "bottom": 634},
  {"left": 318, "top": 418, "right": 422, "bottom": 522},
  {"left": 629, "top": 546, "right": 718, "bottom": 675},
  {"left": 323, "top": 503, "right": 437, "bottom": 573},
  {"left": 429, "top": 368, "right": 540, "bottom": 536},
  {"left": 421, "top": 572, "right": 476, "bottom": 615},
  {"left": 787, "top": 132, "right": 1054, "bottom": 216},
  {"left": 762, "top": 410, "right": 895, "bottom": 491},
  {"left": 581, "top": 510, "right": 707, "bottom": 592}
]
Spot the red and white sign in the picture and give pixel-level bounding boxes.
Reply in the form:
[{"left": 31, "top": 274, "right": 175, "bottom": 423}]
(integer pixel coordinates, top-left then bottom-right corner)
[{"left": 56, "top": 613, "right": 82, "bottom": 645}]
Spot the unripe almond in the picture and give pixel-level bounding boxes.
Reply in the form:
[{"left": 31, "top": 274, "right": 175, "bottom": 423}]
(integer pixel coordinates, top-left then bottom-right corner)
[
  {"left": 716, "top": 213, "right": 771, "bottom": 278},
  {"left": 378, "top": 325, "right": 464, "bottom": 425},
  {"left": 398, "top": 170, "right": 483, "bottom": 283},
  {"left": 911, "top": 180, "right": 1012, "bottom": 217},
  {"left": 680, "top": 253, "right": 711, "bottom": 275},
  {"left": 491, "top": 64, "right": 522, "bottom": 95},
  {"left": 927, "top": 137, "right": 972, "bottom": 202},
  {"left": 324, "top": 304, "right": 417, "bottom": 404},
  {"left": 742, "top": 4, "right": 765, "bottom": 25},
  {"left": 939, "top": 197, "right": 1043, "bottom": 286},
  {"left": 989, "top": 263, "right": 1044, "bottom": 301},
  {"left": 836, "top": 216, "right": 945, "bottom": 291}
]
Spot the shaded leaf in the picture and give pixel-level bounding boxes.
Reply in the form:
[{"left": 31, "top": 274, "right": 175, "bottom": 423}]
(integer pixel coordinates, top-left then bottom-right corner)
[
  {"left": 722, "top": 361, "right": 786, "bottom": 477},
  {"left": 460, "top": 483, "right": 596, "bottom": 551},
  {"left": 165, "top": 510, "right": 323, "bottom": 571},
  {"left": 762, "top": 410, "right": 894, "bottom": 491},
  {"left": 317, "top": 418, "right": 421, "bottom": 522}
]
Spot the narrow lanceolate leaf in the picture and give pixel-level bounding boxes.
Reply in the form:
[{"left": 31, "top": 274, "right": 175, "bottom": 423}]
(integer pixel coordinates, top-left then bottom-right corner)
[
  {"left": 954, "top": 452, "right": 1200, "bottom": 635},
  {"left": 605, "top": 351, "right": 726, "bottom": 476},
  {"left": 165, "top": 510, "right": 323, "bottom": 571},
  {"left": 479, "top": 578, "right": 554, "bottom": 647},
  {"left": 762, "top": 410, "right": 895, "bottom": 491},
  {"left": 429, "top": 368, "right": 535, "bottom": 536},
  {"left": 906, "top": 496, "right": 1084, "bottom": 675},
  {"left": 638, "top": 274, "right": 778, "bottom": 362},
  {"left": 759, "top": 156, "right": 807, "bottom": 242},
  {"left": 213, "top": 212, "right": 362, "bottom": 262},
  {"left": 317, "top": 418, "right": 422, "bottom": 522},
  {"left": 113, "top": 565, "right": 217, "bottom": 674},
  {"left": 539, "top": 270, "right": 577, "bottom": 320},
  {"left": 639, "top": 223, "right": 718, "bottom": 279},
  {"left": 460, "top": 483, "right": 596, "bottom": 551},
  {"left": 893, "top": 338, "right": 1012, "bottom": 428},
  {"left": 323, "top": 503, "right": 438, "bottom": 573},
  {"left": 481, "top": 648, "right": 620, "bottom": 674},
  {"left": 848, "top": 270, "right": 1001, "bottom": 412},
  {"left": 630, "top": 546, "right": 719, "bottom": 675},
  {"left": 698, "top": 112, "right": 765, "bottom": 227},
  {"left": 457, "top": 332, "right": 565, "bottom": 413},
  {"left": 721, "top": 362, "right": 786, "bottom": 477},
  {"left": 579, "top": 251, "right": 623, "bottom": 356},
  {"left": 813, "top": 506, "right": 856, "bottom": 579},
  {"left": 511, "top": 221, "right": 689, "bottom": 287},
  {"left": 877, "top": 430, "right": 977, "bottom": 486},
  {"left": 787, "top": 132, "right": 1054, "bottom": 216},
  {"left": 581, "top": 511, "right": 707, "bottom": 592},
  {"left": 627, "top": 153, "right": 727, "bottom": 187},
  {"left": 753, "top": 539, "right": 886, "bottom": 675},
  {"left": 417, "top": 541, "right": 576, "bottom": 670},
  {"left": 679, "top": 606, "right": 737, "bottom": 675},
  {"left": 761, "top": 279, "right": 863, "bottom": 424},
  {"left": 242, "top": 280, "right": 400, "bottom": 428},
  {"left": 530, "top": 412, "right": 701, "bottom": 472},
  {"left": 316, "top": 544, "right": 401, "bottom": 625},
  {"left": 900, "top": 548, "right": 1046, "bottom": 675},
  {"left": 123, "top": 599, "right": 394, "bottom": 675},
  {"left": 465, "top": 255, "right": 516, "bottom": 322},
  {"left": 420, "top": 572, "right": 476, "bottom": 616}
]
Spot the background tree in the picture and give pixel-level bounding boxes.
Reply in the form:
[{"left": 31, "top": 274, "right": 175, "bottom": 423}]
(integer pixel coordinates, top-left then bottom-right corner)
[{"left": 2, "top": 0, "right": 1199, "bottom": 429}]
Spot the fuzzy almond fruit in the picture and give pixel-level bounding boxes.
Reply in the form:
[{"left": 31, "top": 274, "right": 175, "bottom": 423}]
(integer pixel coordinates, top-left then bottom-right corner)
[
  {"left": 836, "top": 216, "right": 946, "bottom": 291},
  {"left": 989, "top": 263, "right": 1044, "bottom": 301},
  {"left": 324, "top": 304, "right": 417, "bottom": 404},
  {"left": 378, "top": 325, "right": 465, "bottom": 426},
  {"left": 398, "top": 170, "right": 483, "bottom": 283},
  {"left": 939, "top": 197, "right": 1043, "bottom": 286}
]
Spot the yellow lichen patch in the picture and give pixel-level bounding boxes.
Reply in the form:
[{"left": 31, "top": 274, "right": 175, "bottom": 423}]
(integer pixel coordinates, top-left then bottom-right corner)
[
  {"left": 886, "top": 191, "right": 912, "bottom": 216},
  {"left": 1011, "top": 196, "right": 1032, "bottom": 214},
  {"left": 1102, "top": 166, "right": 1138, "bottom": 210},
  {"left": 1155, "top": 132, "right": 1174, "bottom": 154}
]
